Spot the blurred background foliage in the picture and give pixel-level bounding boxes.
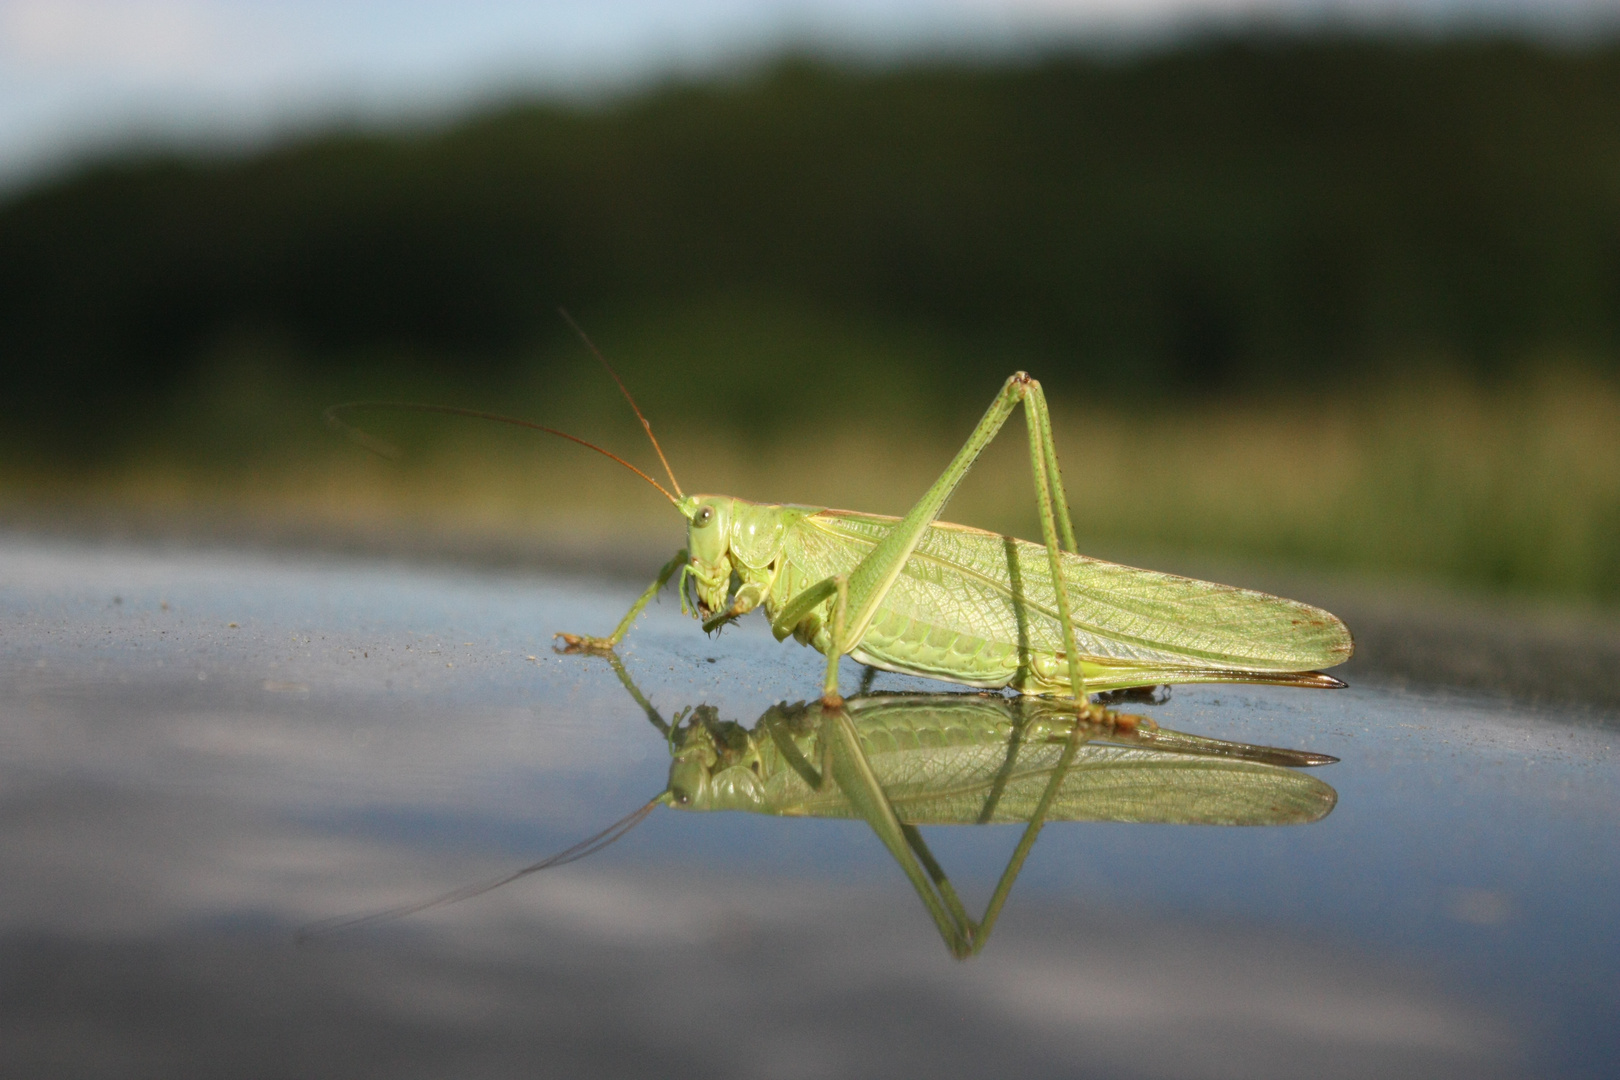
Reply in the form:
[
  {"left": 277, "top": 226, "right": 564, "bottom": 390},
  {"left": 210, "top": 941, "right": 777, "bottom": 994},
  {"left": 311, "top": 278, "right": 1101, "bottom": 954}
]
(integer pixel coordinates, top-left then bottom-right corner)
[{"left": 1, "top": 34, "right": 1617, "bottom": 601}]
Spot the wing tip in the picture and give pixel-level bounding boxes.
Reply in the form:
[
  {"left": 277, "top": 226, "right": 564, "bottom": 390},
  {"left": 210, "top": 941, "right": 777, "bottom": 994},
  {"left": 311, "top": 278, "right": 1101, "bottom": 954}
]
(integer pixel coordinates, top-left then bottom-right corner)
[
  {"left": 1302, "top": 671, "right": 1348, "bottom": 690},
  {"left": 1217, "top": 669, "right": 1349, "bottom": 690}
]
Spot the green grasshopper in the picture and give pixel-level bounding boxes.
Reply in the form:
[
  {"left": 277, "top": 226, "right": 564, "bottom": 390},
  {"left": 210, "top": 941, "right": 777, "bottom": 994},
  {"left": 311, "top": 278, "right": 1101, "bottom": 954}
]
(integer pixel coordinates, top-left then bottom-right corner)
[
  {"left": 552, "top": 365, "right": 1352, "bottom": 713},
  {"left": 303, "top": 667, "right": 1337, "bottom": 957},
  {"left": 330, "top": 359, "right": 1352, "bottom": 714}
]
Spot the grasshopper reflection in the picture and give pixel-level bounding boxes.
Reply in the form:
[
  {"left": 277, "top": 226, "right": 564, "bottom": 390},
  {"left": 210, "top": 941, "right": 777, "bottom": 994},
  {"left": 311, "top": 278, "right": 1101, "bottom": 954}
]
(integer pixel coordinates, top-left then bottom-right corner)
[
  {"left": 305, "top": 661, "right": 1337, "bottom": 957},
  {"left": 629, "top": 664, "right": 1336, "bottom": 958}
]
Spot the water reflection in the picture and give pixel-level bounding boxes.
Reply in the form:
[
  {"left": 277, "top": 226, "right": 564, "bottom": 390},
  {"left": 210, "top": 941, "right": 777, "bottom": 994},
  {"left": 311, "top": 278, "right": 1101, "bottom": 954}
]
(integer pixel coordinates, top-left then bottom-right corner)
[
  {"left": 651, "top": 676, "right": 1336, "bottom": 958},
  {"left": 321, "top": 657, "right": 1337, "bottom": 958}
]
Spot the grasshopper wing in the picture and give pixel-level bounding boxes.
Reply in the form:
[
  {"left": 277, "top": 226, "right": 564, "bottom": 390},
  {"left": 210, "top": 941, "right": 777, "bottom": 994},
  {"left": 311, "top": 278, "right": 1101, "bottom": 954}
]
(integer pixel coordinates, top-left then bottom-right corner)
[{"left": 789, "top": 512, "right": 1352, "bottom": 692}]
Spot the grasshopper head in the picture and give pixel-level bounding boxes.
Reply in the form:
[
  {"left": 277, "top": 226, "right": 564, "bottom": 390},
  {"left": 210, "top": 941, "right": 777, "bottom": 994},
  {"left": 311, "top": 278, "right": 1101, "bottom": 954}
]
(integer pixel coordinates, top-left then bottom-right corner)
[{"left": 680, "top": 495, "right": 737, "bottom": 619}]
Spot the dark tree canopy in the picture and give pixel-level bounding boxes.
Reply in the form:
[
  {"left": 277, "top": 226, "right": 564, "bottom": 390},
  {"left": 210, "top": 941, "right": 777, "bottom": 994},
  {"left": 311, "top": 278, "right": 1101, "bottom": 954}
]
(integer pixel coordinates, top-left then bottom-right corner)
[{"left": 6, "top": 36, "right": 1620, "bottom": 447}]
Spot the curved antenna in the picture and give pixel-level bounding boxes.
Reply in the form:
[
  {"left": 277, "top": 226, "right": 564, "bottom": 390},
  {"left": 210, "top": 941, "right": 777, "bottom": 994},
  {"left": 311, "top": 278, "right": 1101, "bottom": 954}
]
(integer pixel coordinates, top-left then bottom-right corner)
[
  {"left": 558, "top": 308, "right": 685, "bottom": 499},
  {"left": 324, "top": 401, "right": 679, "bottom": 506},
  {"left": 297, "top": 794, "right": 665, "bottom": 942}
]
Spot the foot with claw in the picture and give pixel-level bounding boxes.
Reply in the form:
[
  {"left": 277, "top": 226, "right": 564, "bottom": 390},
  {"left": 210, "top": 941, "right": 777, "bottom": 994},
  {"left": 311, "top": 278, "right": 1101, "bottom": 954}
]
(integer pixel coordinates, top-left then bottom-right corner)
[{"left": 1096, "top": 708, "right": 1160, "bottom": 734}]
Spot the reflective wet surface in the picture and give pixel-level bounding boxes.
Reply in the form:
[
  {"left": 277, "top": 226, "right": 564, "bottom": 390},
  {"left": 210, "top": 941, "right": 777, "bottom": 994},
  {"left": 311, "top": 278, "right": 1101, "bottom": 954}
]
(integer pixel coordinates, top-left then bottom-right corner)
[{"left": 2, "top": 536, "right": 1615, "bottom": 1078}]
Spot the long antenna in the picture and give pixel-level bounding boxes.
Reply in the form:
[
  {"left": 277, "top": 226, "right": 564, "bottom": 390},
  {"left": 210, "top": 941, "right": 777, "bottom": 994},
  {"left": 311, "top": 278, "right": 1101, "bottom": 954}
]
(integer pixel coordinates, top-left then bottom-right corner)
[
  {"left": 558, "top": 308, "right": 685, "bottom": 499},
  {"left": 323, "top": 401, "right": 680, "bottom": 505},
  {"left": 296, "top": 795, "right": 665, "bottom": 941}
]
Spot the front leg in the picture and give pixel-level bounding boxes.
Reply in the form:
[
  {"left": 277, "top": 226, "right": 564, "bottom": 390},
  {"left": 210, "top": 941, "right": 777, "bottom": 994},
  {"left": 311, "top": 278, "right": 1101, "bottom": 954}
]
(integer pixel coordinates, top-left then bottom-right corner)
[{"left": 556, "top": 548, "right": 687, "bottom": 655}]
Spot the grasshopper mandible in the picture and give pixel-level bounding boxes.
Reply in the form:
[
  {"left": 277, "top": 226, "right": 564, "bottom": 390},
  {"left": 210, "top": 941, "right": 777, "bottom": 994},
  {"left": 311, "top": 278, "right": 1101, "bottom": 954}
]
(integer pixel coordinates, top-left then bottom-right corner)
[{"left": 330, "top": 354, "right": 1352, "bottom": 715}]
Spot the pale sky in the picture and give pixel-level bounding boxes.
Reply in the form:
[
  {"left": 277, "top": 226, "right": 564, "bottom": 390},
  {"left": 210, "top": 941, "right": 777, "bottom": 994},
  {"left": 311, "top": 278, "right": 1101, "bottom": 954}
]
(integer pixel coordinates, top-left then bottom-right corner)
[{"left": 0, "top": 0, "right": 1613, "bottom": 189}]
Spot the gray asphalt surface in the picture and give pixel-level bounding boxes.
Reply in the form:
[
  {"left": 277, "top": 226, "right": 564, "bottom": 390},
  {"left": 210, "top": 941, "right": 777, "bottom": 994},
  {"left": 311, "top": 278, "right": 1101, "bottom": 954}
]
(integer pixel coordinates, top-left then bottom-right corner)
[{"left": 1, "top": 534, "right": 1615, "bottom": 1079}]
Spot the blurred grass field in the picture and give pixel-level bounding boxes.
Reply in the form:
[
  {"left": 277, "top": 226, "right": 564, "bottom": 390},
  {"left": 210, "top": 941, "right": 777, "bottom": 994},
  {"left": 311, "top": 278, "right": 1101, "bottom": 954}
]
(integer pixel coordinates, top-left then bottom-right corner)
[
  {"left": 5, "top": 41, "right": 1620, "bottom": 607},
  {"left": 3, "top": 360, "right": 1613, "bottom": 606}
]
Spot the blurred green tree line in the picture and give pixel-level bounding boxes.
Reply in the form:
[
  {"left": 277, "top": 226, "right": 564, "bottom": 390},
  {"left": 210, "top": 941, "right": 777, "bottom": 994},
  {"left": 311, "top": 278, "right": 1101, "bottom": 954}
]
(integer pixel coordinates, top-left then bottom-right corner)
[{"left": 5, "top": 34, "right": 1620, "bottom": 451}]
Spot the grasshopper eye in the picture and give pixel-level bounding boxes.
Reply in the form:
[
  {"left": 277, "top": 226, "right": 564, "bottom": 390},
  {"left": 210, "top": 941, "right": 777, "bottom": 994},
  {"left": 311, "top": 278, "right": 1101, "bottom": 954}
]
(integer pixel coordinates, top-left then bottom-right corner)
[{"left": 695, "top": 506, "right": 714, "bottom": 527}]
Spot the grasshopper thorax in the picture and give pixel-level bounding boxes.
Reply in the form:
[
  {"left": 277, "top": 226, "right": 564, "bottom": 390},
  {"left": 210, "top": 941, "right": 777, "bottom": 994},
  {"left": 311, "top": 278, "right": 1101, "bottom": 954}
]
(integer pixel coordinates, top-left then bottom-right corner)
[{"left": 680, "top": 495, "right": 803, "bottom": 620}]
